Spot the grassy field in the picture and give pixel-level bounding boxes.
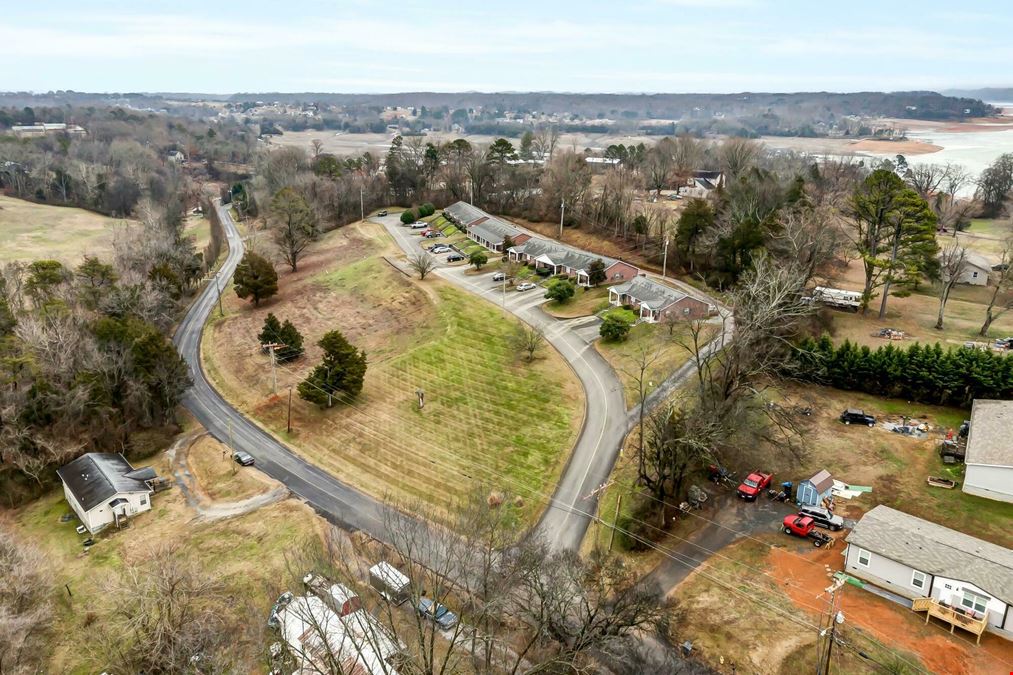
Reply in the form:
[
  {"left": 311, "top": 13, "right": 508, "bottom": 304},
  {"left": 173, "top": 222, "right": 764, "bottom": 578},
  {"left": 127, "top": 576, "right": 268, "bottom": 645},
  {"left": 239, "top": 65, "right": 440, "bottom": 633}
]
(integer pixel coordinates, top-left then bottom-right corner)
[
  {"left": 6, "top": 446, "right": 325, "bottom": 672},
  {"left": 187, "top": 434, "right": 278, "bottom": 502},
  {"left": 202, "top": 220, "right": 583, "bottom": 522},
  {"left": 0, "top": 195, "right": 127, "bottom": 263},
  {"left": 543, "top": 285, "right": 611, "bottom": 318},
  {"left": 596, "top": 320, "right": 717, "bottom": 407}
]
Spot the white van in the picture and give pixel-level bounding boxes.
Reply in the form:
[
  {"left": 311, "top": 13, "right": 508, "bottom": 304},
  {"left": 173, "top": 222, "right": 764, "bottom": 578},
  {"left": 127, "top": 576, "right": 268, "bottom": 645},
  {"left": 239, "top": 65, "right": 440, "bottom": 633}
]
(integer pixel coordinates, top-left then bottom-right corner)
[{"left": 369, "top": 561, "right": 410, "bottom": 605}]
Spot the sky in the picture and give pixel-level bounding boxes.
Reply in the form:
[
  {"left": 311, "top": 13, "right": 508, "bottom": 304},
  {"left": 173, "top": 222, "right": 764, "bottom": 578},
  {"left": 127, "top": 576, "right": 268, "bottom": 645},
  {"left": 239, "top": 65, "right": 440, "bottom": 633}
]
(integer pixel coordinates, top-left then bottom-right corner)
[{"left": 2, "top": 0, "right": 1012, "bottom": 94}]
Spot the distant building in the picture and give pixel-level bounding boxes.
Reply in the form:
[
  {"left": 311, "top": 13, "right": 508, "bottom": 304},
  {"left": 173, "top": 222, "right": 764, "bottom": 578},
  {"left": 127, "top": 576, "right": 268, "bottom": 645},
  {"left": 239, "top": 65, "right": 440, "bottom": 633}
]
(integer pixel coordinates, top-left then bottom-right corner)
[
  {"left": 443, "top": 201, "right": 531, "bottom": 252},
  {"left": 10, "top": 123, "right": 86, "bottom": 138},
  {"left": 962, "top": 399, "right": 1013, "bottom": 503},
  {"left": 679, "top": 170, "right": 725, "bottom": 198},
  {"left": 509, "top": 238, "right": 639, "bottom": 287},
  {"left": 57, "top": 453, "right": 158, "bottom": 534},
  {"left": 943, "top": 251, "right": 993, "bottom": 287},
  {"left": 166, "top": 150, "right": 186, "bottom": 164}
]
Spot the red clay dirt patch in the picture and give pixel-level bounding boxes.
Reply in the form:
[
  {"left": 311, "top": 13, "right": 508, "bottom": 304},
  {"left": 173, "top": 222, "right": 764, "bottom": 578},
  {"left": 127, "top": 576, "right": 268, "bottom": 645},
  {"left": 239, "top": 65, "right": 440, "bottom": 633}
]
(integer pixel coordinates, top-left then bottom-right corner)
[{"left": 767, "top": 545, "right": 1013, "bottom": 675}]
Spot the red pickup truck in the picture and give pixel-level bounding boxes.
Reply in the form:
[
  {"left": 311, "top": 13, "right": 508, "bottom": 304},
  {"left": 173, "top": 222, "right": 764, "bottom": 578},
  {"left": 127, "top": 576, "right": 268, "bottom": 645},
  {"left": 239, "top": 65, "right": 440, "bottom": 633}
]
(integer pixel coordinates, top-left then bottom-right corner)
[
  {"left": 737, "top": 471, "right": 773, "bottom": 500},
  {"left": 782, "top": 515, "right": 833, "bottom": 547}
]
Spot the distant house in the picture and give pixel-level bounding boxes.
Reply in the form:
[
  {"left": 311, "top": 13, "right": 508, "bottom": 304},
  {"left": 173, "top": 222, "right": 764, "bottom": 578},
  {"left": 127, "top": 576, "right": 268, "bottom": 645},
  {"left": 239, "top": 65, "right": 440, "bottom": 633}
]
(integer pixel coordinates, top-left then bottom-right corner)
[
  {"left": 844, "top": 505, "right": 1013, "bottom": 641},
  {"left": 56, "top": 453, "right": 158, "bottom": 533},
  {"left": 796, "top": 469, "right": 834, "bottom": 507},
  {"left": 946, "top": 251, "right": 993, "bottom": 287},
  {"left": 277, "top": 582, "right": 403, "bottom": 674},
  {"left": 10, "top": 123, "right": 86, "bottom": 138},
  {"left": 962, "top": 399, "right": 1013, "bottom": 503},
  {"left": 509, "top": 238, "right": 639, "bottom": 287},
  {"left": 166, "top": 150, "right": 186, "bottom": 164},
  {"left": 679, "top": 170, "right": 725, "bottom": 198},
  {"left": 608, "top": 275, "right": 713, "bottom": 322},
  {"left": 443, "top": 201, "right": 531, "bottom": 252}
]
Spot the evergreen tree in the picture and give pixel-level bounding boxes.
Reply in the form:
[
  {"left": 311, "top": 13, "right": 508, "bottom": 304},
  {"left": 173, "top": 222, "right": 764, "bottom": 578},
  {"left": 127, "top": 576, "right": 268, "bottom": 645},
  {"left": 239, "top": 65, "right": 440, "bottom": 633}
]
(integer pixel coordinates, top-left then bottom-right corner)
[
  {"left": 277, "top": 319, "right": 304, "bottom": 362},
  {"left": 258, "top": 313, "right": 283, "bottom": 347},
  {"left": 587, "top": 259, "right": 607, "bottom": 287},
  {"left": 233, "top": 251, "right": 278, "bottom": 306},
  {"left": 298, "top": 330, "right": 367, "bottom": 407}
]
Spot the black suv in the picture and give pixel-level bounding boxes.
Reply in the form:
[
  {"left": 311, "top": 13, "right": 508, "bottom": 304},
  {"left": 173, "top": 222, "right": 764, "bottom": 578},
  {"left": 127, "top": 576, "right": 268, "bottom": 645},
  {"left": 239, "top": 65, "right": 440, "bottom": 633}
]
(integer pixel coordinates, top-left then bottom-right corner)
[
  {"left": 798, "top": 505, "right": 844, "bottom": 531},
  {"left": 839, "top": 408, "right": 875, "bottom": 427}
]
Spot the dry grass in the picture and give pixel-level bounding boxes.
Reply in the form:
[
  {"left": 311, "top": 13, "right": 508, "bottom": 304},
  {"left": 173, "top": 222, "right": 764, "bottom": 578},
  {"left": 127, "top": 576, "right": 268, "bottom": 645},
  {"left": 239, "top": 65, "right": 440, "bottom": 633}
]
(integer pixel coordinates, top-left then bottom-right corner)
[
  {"left": 767, "top": 382, "right": 1013, "bottom": 548},
  {"left": 0, "top": 195, "right": 127, "bottom": 263},
  {"left": 202, "top": 220, "right": 583, "bottom": 523},
  {"left": 187, "top": 434, "right": 278, "bottom": 502},
  {"left": 596, "top": 321, "right": 717, "bottom": 407},
  {"left": 7, "top": 447, "right": 325, "bottom": 672}
]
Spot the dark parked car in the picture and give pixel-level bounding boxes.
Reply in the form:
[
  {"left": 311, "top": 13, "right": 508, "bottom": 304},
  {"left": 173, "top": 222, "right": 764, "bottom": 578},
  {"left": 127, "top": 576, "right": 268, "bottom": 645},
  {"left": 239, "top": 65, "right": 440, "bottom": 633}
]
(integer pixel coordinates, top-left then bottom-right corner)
[
  {"left": 839, "top": 409, "right": 875, "bottom": 427},
  {"left": 446, "top": 253, "right": 465, "bottom": 262},
  {"left": 491, "top": 271, "right": 506, "bottom": 282},
  {"left": 233, "top": 450, "right": 255, "bottom": 466},
  {"left": 417, "top": 597, "right": 459, "bottom": 631},
  {"left": 797, "top": 505, "right": 844, "bottom": 531}
]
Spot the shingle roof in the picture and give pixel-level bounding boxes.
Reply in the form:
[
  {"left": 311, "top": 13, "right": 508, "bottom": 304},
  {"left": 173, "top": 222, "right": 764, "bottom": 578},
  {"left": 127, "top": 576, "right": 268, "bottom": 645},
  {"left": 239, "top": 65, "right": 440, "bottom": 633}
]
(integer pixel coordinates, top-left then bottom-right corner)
[
  {"left": 56, "top": 453, "right": 153, "bottom": 512},
  {"left": 846, "top": 505, "right": 1013, "bottom": 604},
  {"left": 443, "top": 201, "right": 487, "bottom": 226},
  {"left": 803, "top": 469, "right": 834, "bottom": 493},
  {"left": 610, "top": 276, "right": 687, "bottom": 311},
  {"left": 469, "top": 216, "right": 525, "bottom": 246},
  {"left": 965, "top": 399, "right": 1013, "bottom": 467},
  {"left": 511, "top": 237, "right": 617, "bottom": 273}
]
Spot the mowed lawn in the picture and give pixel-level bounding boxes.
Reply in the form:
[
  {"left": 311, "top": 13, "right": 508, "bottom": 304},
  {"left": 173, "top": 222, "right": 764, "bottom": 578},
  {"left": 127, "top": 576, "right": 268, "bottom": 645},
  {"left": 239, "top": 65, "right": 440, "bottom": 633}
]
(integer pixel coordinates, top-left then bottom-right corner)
[
  {"left": 0, "top": 195, "right": 126, "bottom": 262},
  {"left": 202, "top": 221, "right": 583, "bottom": 522}
]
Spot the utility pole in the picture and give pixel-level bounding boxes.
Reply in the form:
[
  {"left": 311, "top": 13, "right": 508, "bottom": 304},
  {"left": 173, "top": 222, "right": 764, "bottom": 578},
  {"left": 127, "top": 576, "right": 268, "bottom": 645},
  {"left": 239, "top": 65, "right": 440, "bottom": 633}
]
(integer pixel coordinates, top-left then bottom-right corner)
[
  {"left": 287, "top": 386, "right": 293, "bottom": 433},
  {"left": 559, "top": 199, "right": 565, "bottom": 240},
  {"left": 359, "top": 186, "right": 365, "bottom": 221},
  {"left": 501, "top": 270, "right": 507, "bottom": 308},
  {"left": 608, "top": 494, "right": 622, "bottom": 552},
  {"left": 818, "top": 576, "right": 847, "bottom": 675},
  {"left": 662, "top": 237, "right": 670, "bottom": 278},
  {"left": 266, "top": 343, "right": 279, "bottom": 394}
]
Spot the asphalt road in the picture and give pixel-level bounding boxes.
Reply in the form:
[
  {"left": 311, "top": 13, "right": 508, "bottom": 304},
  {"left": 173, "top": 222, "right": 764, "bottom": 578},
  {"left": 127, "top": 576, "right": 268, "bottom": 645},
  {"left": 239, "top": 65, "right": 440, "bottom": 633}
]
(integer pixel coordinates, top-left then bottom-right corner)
[
  {"left": 375, "top": 215, "right": 729, "bottom": 551},
  {"left": 173, "top": 203, "right": 388, "bottom": 536}
]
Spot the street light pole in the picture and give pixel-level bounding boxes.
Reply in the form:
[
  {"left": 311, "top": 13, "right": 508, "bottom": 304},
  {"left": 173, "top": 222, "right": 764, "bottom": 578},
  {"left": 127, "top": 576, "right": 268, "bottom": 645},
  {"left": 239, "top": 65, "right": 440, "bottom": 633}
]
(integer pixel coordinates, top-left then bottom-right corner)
[
  {"left": 359, "top": 186, "right": 364, "bottom": 221},
  {"left": 559, "top": 199, "right": 565, "bottom": 240},
  {"left": 662, "top": 237, "right": 670, "bottom": 278},
  {"left": 214, "top": 272, "right": 224, "bottom": 317}
]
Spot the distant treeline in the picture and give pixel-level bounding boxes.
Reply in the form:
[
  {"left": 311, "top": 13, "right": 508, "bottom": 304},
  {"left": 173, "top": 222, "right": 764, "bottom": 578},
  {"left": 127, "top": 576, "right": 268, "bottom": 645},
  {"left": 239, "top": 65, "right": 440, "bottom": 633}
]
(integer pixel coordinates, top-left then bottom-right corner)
[{"left": 793, "top": 336, "right": 1013, "bottom": 409}]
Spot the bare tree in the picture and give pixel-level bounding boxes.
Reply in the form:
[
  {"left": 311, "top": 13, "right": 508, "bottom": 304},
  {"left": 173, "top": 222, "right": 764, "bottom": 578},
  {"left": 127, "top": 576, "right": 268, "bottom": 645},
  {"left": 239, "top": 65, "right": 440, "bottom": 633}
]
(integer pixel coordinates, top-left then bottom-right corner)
[
  {"left": 408, "top": 251, "right": 438, "bottom": 280},
  {"left": 270, "top": 187, "right": 320, "bottom": 272},
  {"left": 311, "top": 139, "right": 324, "bottom": 158},
  {"left": 769, "top": 204, "right": 844, "bottom": 286},
  {"left": 935, "top": 244, "right": 969, "bottom": 330},
  {"left": 0, "top": 527, "right": 52, "bottom": 675},
  {"left": 623, "top": 345, "right": 661, "bottom": 479},
  {"left": 980, "top": 234, "right": 1013, "bottom": 336},
  {"left": 509, "top": 322, "right": 545, "bottom": 363},
  {"left": 717, "top": 137, "right": 760, "bottom": 181},
  {"left": 91, "top": 544, "right": 234, "bottom": 674}
]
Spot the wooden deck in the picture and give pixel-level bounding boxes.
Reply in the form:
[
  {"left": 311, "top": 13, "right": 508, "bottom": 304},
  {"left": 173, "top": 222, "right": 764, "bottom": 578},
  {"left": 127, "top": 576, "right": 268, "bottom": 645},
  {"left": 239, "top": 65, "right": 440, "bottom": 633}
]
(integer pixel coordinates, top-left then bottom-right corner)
[{"left": 911, "top": 597, "right": 989, "bottom": 644}]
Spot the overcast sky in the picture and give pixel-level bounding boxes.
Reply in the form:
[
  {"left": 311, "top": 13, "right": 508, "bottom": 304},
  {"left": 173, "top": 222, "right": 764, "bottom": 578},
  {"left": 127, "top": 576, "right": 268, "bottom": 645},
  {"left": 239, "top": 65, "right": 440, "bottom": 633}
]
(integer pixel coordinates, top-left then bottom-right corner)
[{"left": 2, "top": 0, "right": 1011, "bottom": 94}]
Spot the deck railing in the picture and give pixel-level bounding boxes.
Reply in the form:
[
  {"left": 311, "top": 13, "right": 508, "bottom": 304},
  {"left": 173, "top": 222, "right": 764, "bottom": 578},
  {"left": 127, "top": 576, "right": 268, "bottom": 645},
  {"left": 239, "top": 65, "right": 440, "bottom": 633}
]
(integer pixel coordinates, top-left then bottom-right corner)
[{"left": 912, "top": 597, "right": 988, "bottom": 644}]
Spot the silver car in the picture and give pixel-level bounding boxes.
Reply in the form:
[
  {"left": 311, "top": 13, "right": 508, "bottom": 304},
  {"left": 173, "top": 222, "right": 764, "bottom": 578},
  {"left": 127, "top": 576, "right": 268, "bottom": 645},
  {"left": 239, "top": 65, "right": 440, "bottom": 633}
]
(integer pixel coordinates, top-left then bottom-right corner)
[{"left": 516, "top": 282, "right": 537, "bottom": 292}]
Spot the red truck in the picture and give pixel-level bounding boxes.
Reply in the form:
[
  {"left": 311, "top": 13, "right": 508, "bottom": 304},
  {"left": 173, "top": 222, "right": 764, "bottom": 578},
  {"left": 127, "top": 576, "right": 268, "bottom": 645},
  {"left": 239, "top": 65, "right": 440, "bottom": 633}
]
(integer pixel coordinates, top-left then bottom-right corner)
[
  {"left": 737, "top": 471, "right": 773, "bottom": 500},
  {"left": 782, "top": 515, "right": 833, "bottom": 547}
]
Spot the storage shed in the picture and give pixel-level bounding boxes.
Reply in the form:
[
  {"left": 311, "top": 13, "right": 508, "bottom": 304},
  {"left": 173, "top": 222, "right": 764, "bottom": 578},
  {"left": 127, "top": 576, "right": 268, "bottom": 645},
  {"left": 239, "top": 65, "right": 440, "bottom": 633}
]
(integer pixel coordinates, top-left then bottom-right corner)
[{"left": 796, "top": 469, "right": 835, "bottom": 507}]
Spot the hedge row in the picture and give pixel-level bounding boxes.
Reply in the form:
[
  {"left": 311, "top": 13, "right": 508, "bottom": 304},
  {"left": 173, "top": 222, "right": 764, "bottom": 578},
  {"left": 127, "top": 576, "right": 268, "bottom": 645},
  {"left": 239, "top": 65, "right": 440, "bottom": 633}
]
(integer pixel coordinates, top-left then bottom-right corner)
[{"left": 793, "top": 335, "right": 1013, "bottom": 409}]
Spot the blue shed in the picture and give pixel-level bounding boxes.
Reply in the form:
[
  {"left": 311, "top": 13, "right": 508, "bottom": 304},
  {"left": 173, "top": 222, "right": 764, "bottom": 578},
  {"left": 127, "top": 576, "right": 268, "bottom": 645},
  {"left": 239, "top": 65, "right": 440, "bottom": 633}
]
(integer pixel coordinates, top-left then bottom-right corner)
[{"left": 797, "top": 469, "right": 835, "bottom": 507}]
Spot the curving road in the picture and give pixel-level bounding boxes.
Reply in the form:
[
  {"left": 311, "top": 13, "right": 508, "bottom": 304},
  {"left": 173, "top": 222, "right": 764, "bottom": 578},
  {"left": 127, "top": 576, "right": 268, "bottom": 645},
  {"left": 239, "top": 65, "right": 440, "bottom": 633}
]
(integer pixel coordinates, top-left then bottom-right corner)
[{"left": 175, "top": 204, "right": 727, "bottom": 552}]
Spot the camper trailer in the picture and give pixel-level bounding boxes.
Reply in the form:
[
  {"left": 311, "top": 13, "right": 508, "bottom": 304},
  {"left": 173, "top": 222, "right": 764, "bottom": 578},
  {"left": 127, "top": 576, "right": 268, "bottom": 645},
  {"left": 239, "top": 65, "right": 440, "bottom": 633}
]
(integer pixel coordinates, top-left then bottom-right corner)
[{"left": 369, "top": 562, "right": 411, "bottom": 605}]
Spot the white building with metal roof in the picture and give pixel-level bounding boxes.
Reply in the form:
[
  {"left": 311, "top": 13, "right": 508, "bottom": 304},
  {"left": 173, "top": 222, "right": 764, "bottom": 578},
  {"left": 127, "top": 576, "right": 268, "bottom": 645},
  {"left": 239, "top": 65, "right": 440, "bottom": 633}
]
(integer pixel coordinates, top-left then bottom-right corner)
[
  {"left": 844, "top": 505, "right": 1013, "bottom": 640},
  {"left": 56, "top": 453, "right": 156, "bottom": 533},
  {"left": 962, "top": 399, "right": 1013, "bottom": 503}
]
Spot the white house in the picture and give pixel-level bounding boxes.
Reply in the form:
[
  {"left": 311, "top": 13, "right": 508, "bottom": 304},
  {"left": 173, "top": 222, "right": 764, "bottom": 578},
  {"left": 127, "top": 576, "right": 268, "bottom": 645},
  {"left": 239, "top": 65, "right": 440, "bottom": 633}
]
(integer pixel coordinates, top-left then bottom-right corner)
[
  {"left": 946, "top": 250, "right": 993, "bottom": 287},
  {"left": 844, "top": 505, "right": 1013, "bottom": 642},
  {"left": 962, "top": 399, "right": 1013, "bottom": 503},
  {"left": 679, "top": 170, "right": 724, "bottom": 198},
  {"left": 56, "top": 453, "right": 157, "bottom": 534}
]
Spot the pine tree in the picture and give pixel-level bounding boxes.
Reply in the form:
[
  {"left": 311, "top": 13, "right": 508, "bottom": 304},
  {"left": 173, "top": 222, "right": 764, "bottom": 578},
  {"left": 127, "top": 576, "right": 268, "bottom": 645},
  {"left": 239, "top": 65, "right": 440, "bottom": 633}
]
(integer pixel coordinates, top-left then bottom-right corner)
[
  {"left": 277, "top": 319, "right": 304, "bottom": 362},
  {"left": 258, "top": 313, "right": 283, "bottom": 346},
  {"left": 233, "top": 252, "right": 278, "bottom": 306},
  {"left": 298, "top": 330, "right": 367, "bottom": 407}
]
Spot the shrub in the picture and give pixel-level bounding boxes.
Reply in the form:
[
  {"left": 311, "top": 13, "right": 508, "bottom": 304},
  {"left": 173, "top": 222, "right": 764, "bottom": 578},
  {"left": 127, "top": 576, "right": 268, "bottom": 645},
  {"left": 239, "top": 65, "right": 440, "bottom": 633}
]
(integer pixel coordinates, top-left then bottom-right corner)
[
  {"left": 600, "top": 308, "right": 637, "bottom": 342},
  {"left": 544, "top": 278, "right": 576, "bottom": 304},
  {"left": 400, "top": 209, "right": 416, "bottom": 225}
]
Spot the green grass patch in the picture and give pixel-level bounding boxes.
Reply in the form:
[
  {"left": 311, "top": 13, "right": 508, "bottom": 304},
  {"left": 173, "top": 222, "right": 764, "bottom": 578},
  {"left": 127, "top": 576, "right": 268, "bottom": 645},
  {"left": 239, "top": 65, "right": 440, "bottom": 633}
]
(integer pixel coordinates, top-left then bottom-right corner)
[{"left": 543, "top": 285, "right": 610, "bottom": 318}]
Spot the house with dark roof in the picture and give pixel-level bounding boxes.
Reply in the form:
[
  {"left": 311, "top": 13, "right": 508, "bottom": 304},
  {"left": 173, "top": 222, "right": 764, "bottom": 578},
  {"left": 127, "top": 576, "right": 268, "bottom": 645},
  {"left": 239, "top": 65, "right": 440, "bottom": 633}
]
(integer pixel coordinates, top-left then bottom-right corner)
[
  {"left": 57, "top": 453, "right": 157, "bottom": 533},
  {"left": 962, "top": 399, "right": 1013, "bottom": 503},
  {"left": 607, "top": 276, "right": 712, "bottom": 322},
  {"left": 680, "top": 170, "right": 725, "bottom": 198},
  {"left": 508, "top": 238, "right": 639, "bottom": 287},
  {"left": 844, "top": 505, "right": 1013, "bottom": 641},
  {"left": 442, "top": 201, "right": 530, "bottom": 252}
]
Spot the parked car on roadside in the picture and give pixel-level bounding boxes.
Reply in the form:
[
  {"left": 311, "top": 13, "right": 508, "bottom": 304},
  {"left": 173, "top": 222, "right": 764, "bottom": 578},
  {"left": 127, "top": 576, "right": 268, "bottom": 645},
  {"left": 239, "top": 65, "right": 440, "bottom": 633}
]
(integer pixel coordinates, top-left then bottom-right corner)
[
  {"left": 839, "top": 408, "right": 875, "bottom": 427},
  {"left": 410, "top": 221, "right": 428, "bottom": 229},
  {"left": 233, "top": 450, "right": 255, "bottom": 466},
  {"left": 516, "top": 282, "right": 537, "bottom": 292},
  {"left": 377, "top": 210, "right": 388, "bottom": 217},
  {"left": 491, "top": 271, "right": 506, "bottom": 282},
  {"left": 797, "top": 505, "right": 844, "bottom": 531},
  {"left": 446, "top": 253, "right": 465, "bottom": 262},
  {"left": 417, "top": 597, "right": 459, "bottom": 631}
]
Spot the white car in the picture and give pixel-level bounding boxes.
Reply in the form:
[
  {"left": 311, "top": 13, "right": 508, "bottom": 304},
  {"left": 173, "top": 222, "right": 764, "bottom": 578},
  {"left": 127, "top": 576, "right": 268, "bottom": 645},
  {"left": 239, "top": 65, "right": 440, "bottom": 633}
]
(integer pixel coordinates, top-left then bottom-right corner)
[
  {"left": 491, "top": 272, "right": 506, "bottom": 282},
  {"left": 516, "top": 282, "right": 537, "bottom": 292},
  {"left": 410, "top": 221, "right": 428, "bottom": 229},
  {"left": 429, "top": 245, "right": 451, "bottom": 254}
]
